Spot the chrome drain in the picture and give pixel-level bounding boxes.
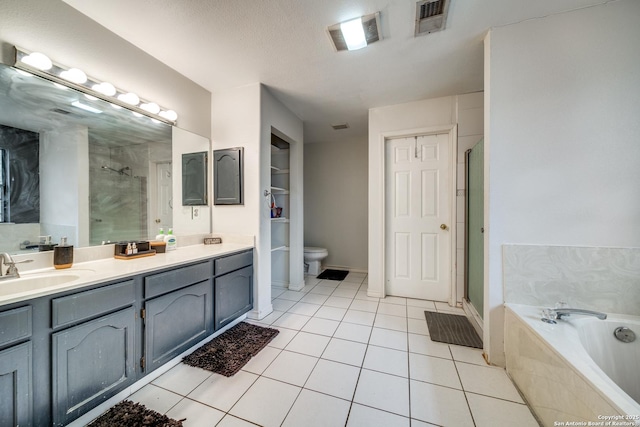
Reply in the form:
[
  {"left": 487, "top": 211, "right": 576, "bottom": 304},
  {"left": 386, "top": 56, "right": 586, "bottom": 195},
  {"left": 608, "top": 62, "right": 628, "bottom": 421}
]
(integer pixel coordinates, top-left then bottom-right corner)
[{"left": 614, "top": 326, "right": 636, "bottom": 343}]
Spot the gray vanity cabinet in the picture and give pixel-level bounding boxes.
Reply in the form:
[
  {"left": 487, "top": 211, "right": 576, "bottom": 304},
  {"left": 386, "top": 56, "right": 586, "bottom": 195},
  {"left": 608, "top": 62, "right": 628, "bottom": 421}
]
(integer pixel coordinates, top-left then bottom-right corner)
[
  {"left": 51, "top": 307, "right": 136, "bottom": 425},
  {"left": 214, "top": 251, "right": 254, "bottom": 330},
  {"left": 143, "top": 261, "right": 213, "bottom": 373},
  {"left": 0, "top": 342, "right": 32, "bottom": 427}
]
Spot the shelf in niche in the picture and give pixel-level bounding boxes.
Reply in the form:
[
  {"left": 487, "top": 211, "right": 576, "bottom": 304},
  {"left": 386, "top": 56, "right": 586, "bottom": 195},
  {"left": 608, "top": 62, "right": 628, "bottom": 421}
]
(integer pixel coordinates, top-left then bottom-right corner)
[
  {"left": 270, "top": 186, "right": 289, "bottom": 194},
  {"left": 271, "top": 245, "right": 289, "bottom": 252},
  {"left": 271, "top": 169, "right": 290, "bottom": 175},
  {"left": 271, "top": 165, "right": 280, "bottom": 171},
  {"left": 271, "top": 217, "right": 289, "bottom": 223}
]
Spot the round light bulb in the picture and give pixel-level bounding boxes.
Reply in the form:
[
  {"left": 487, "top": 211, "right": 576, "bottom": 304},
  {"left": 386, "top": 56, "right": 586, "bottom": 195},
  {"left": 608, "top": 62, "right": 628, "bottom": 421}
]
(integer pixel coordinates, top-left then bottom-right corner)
[
  {"left": 140, "top": 102, "right": 160, "bottom": 115},
  {"left": 92, "top": 82, "right": 116, "bottom": 96},
  {"left": 118, "top": 92, "right": 140, "bottom": 106},
  {"left": 159, "top": 110, "right": 178, "bottom": 121},
  {"left": 22, "top": 52, "right": 53, "bottom": 71},
  {"left": 60, "top": 68, "right": 87, "bottom": 84}
]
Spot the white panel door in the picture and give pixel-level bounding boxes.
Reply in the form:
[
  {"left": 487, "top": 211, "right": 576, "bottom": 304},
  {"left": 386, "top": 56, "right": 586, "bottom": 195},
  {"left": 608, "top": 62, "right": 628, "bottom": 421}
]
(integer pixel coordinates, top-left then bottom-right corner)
[{"left": 385, "top": 134, "right": 451, "bottom": 301}]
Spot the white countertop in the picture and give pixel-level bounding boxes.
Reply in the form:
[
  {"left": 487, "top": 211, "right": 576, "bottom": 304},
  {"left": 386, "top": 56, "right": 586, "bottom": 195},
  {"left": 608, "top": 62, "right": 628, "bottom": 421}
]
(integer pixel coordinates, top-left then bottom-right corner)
[{"left": 0, "top": 242, "right": 253, "bottom": 307}]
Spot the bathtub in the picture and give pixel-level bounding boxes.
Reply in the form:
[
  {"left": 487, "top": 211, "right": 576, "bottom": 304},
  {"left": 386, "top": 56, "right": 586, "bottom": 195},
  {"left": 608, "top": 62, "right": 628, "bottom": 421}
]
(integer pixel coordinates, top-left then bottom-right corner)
[{"left": 505, "top": 303, "right": 640, "bottom": 427}]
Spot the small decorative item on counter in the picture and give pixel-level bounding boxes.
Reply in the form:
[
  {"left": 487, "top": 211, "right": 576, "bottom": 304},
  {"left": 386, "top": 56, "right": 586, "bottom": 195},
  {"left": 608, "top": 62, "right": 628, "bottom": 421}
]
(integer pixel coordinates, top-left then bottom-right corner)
[
  {"left": 114, "top": 241, "right": 155, "bottom": 259},
  {"left": 38, "top": 235, "right": 56, "bottom": 252},
  {"left": 164, "top": 228, "right": 177, "bottom": 251},
  {"left": 204, "top": 237, "right": 222, "bottom": 245},
  {"left": 150, "top": 240, "right": 167, "bottom": 253},
  {"left": 53, "top": 237, "right": 73, "bottom": 269}
]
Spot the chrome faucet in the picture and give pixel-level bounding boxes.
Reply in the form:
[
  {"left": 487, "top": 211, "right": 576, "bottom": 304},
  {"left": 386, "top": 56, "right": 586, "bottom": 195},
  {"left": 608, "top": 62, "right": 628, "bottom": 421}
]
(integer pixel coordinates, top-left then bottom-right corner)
[
  {"left": 0, "top": 253, "right": 33, "bottom": 280},
  {"left": 542, "top": 307, "right": 607, "bottom": 323}
]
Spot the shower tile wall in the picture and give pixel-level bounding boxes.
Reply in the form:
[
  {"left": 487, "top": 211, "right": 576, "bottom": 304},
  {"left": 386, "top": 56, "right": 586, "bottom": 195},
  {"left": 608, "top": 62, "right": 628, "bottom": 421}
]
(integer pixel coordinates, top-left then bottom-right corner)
[{"left": 503, "top": 244, "right": 640, "bottom": 316}]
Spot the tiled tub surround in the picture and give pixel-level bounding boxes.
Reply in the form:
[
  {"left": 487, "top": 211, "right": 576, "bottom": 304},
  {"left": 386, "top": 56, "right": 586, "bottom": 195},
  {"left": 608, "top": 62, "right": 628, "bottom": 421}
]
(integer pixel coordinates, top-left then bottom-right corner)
[
  {"left": 505, "top": 304, "right": 640, "bottom": 426},
  {"left": 503, "top": 244, "right": 640, "bottom": 316}
]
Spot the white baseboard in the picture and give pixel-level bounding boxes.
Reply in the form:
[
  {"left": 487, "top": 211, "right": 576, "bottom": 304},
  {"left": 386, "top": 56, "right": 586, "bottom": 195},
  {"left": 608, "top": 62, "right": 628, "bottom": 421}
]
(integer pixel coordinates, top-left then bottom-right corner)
[{"left": 324, "top": 264, "right": 368, "bottom": 274}]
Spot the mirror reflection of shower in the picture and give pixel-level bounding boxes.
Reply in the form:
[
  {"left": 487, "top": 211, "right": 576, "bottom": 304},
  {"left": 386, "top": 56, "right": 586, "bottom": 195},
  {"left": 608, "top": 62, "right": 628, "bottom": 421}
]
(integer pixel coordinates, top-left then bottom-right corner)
[{"left": 101, "top": 165, "right": 131, "bottom": 176}]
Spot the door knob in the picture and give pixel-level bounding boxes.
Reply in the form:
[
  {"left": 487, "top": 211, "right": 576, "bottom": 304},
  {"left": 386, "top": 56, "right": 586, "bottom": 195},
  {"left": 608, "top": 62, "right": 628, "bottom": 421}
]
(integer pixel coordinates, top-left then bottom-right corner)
[{"left": 440, "top": 224, "right": 448, "bottom": 230}]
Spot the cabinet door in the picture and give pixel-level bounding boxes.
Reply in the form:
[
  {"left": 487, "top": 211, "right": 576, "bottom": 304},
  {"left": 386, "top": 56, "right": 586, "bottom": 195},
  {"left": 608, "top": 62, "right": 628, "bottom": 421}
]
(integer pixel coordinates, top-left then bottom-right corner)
[
  {"left": 214, "top": 266, "right": 253, "bottom": 330},
  {"left": 213, "top": 148, "right": 243, "bottom": 205},
  {"left": 52, "top": 307, "right": 136, "bottom": 426},
  {"left": 145, "top": 281, "right": 212, "bottom": 372},
  {"left": 0, "top": 342, "right": 32, "bottom": 427}
]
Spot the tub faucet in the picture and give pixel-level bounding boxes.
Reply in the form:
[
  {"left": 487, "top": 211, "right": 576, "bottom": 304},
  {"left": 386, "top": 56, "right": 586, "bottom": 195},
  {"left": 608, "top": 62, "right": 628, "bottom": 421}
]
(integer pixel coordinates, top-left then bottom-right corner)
[
  {"left": 0, "top": 253, "right": 33, "bottom": 280},
  {"left": 550, "top": 308, "right": 607, "bottom": 320}
]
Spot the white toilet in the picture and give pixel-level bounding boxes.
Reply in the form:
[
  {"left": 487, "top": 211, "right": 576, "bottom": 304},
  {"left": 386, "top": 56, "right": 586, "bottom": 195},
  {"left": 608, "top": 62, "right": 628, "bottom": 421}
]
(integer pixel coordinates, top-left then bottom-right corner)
[{"left": 304, "top": 246, "right": 329, "bottom": 275}]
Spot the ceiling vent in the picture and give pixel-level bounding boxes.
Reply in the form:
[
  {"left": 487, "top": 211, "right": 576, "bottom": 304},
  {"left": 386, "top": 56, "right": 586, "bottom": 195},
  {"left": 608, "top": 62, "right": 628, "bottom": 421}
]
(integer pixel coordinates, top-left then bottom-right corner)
[
  {"left": 328, "top": 13, "right": 382, "bottom": 52},
  {"left": 331, "top": 123, "right": 350, "bottom": 130},
  {"left": 415, "top": 0, "right": 450, "bottom": 36}
]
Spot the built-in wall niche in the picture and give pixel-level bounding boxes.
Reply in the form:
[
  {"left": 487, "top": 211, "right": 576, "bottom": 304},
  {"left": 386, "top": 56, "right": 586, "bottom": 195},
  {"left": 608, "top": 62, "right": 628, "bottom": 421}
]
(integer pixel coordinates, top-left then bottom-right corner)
[{"left": 271, "top": 134, "right": 290, "bottom": 287}]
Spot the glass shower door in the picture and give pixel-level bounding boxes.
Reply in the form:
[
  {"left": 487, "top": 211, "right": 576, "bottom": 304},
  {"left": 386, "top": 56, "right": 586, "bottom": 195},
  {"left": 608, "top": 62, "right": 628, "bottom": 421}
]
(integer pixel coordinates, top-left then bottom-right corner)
[{"left": 465, "top": 139, "right": 484, "bottom": 318}]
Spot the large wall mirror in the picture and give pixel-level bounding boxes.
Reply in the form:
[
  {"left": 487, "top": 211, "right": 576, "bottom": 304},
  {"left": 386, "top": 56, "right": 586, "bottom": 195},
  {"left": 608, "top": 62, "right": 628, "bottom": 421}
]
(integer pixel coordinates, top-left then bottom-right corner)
[{"left": 0, "top": 62, "right": 190, "bottom": 254}]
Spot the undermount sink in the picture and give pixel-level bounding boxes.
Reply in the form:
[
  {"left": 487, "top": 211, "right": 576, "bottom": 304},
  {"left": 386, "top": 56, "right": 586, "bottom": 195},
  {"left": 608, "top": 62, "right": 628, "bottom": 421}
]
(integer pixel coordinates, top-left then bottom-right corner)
[{"left": 0, "top": 273, "right": 81, "bottom": 297}]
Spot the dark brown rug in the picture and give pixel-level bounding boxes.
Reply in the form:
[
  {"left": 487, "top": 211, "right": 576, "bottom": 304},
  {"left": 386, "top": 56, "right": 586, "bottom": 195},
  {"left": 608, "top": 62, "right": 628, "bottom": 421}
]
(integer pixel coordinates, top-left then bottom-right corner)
[
  {"left": 182, "top": 322, "right": 279, "bottom": 376},
  {"left": 424, "top": 311, "right": 483, "bottom": 349},
  {"left": 88, "top": 400, "right": 184, "bottom": 427}
]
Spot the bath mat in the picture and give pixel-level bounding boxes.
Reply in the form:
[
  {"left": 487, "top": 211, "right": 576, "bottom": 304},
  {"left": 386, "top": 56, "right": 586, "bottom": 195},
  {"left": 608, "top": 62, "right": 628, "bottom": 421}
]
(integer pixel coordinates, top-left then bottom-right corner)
[
  {"left": 424, "top": 311, "right": 483, "bottom": 349},
  {"left": 317, "top": 269, "right": 349, "bottom": 281},
  {"left": 182, "top": 322, "right": 279, "bottom": 376},
  {"left": 88, "top": 400, "right": 184, "bottom": 426}
]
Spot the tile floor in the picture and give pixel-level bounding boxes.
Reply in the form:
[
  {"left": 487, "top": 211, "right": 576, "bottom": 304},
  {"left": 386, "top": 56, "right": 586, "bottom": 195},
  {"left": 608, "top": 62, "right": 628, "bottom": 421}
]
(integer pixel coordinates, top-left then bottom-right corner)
[{"left": 125, "top": 272, "right": 541, "bottom": 427}]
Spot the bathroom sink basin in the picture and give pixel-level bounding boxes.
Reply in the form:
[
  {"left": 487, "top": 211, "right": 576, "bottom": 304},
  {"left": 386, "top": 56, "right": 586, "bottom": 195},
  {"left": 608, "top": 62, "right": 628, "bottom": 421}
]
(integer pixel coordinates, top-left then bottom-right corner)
[{"left": 0, "top": 273, "right": 81, "bottom": 297}]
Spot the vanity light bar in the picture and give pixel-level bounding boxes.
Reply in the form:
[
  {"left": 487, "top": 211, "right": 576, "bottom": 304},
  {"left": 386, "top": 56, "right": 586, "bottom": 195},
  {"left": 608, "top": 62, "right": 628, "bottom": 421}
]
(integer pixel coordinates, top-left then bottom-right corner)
[{"left": 13, "top": 46, "right": 178, "bottom": 125}]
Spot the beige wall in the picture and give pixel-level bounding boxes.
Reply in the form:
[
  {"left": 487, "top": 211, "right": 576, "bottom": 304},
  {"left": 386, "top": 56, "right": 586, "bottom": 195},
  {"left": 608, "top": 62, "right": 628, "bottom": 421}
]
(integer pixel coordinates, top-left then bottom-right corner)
[
  {"left": 304, "top": 138, "right": 368, "bottom": 272},
  {"left": 0, "top": 0, "right": 210, "bottom": 137}
]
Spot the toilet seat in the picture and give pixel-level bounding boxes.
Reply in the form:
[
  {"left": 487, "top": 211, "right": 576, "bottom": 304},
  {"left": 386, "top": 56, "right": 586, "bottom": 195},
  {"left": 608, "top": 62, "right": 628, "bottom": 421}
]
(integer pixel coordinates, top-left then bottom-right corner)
[{"left": 304, "top": 246, "right": 327, "bottom": 253}]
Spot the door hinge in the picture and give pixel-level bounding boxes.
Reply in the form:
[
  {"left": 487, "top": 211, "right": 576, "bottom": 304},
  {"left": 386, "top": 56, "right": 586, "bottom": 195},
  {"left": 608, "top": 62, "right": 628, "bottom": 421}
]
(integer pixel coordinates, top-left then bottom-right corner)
[
  {"left": 140, "top": 308, "right": 146, "bottom": 319},
  {"left": 140, "top": 356, "right": 145, "bottom": 370}
]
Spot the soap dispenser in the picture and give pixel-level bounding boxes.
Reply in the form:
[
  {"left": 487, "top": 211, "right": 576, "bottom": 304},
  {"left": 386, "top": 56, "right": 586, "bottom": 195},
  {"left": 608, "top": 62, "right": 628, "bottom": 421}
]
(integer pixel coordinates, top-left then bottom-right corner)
[
  {"left": 54, "top": 237, "right": 73, "bottom": 269},
  {"left": 164, "top": 228, "right": 177, "bottom": 251}
]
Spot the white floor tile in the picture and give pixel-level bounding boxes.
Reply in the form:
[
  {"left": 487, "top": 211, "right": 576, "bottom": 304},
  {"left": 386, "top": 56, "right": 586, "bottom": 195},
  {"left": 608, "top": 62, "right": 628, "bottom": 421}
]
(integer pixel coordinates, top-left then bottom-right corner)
[
  {"left": 410, "top": 419, "right": 439, "bottom": 427},
  {"left": 216, "top": 415, "right": 258, "bottom": 427},
  {"left": 300, "top": 292, "right": 330, "bottom": 304},
  {"left": 377, "top": 303, "right": 407, "bottom": 317},
  {"left": 343, "top": 309, "right": 376, "bottom": 326},
  {"left": 322, "top": 338, "right": 367, "bottom": 366},
  {"left": 271, "top": 298, "right": 297, "bottom": 312},
  {"left": 165, "top": 398, "right": 225, "bottom": 427},
  {"left": 338, "top": 281, "right": 362, "bottom": 290},
  {"left": 271, "top": 288, "right": 286, "bottom": 299},
  {"left": 305, "top": 277, "right": 322, "bottom": 286},
  {"left": 241, "top": 346, "right": 281, "bottom": 375},
  {"left": 409, "top": 353, "right": 461, "bottom": 389},
  {"left": 151, "top": 363, "right": 211, "bottom": 396},
  {"left": 354, "top": 369, "right": 410, "bottom": 416},
  {"left": 324, "top": 296, "right": 353, "bottom": 308},
  {"left": 434, "top": 301, "right": 464, "bottom": 314},
  {"left": 456, "top": 362, "right": 524, "bottom": 403},
  {"left": 407, "top": 305, "right": 429, "bottom": 320},
  {"left": 317, "top": 279, "right": 339, "bottom": 288},
  {"left": 301, "top": 317, "right": 340, "bottom": 336},
  {"left": 355, "top": 291, "right": 379, "bottom": 302},
  {"left": 267, "top": 327, "right": 298, "bottom": 349},
  {"left": 363, "top": 345, "right": 408, "bottom": 377},
  {"left": 332, "top": 288, "right": 358, "bottom": 299},
  {"left": 333, "top": 322, "right": 372, "bottom": 343},
  {"left": 343, "top": 274, "right": 365, "bottom": 283},
  {"left": 346, "top": 403, "right": 411, "bottom": 427},
  {"left": 408, "top": 334, "right": 451, "bottom": 359},
  {"left": 369, "top": 327, "right": 408, "bottom": 351},
  {"left": 450, "top": 345, "right": 487, "bottom": 366},
  {"left": 304, "top": 359, "right": 360, "bottom": 400},
  {"left": 282, "top": 389, "right": 351, "bottom": 427},
  {"left": 229, "top": 377, "right": 300, "bottom": 427},
  {"left": 406, "top": 299, "right": 436, "bottom": 310},
  {"left": 271, "top": 312, "right": 311, "bottom": 330},
  {"left": 407, "top": 318, "right": 430, "bottom": 336},
  {"left": 188, "top": 371, "right": 258, "bottom": 412},
  {"left": 381, "top": 296, "right": 407, "bottom": 305},
  {"left": 257, "top": 310, "right": 285, "bottom": 325},
  {"left": 409, "top": 380, "right": 474, "bottom": 427},
  {"left": 309, "top": 285, "right": 336, "bottom": 295},
  {"left": 288, "top": 302, "right": 321, "bottom": 316},
  {"left": 466, "top": 392, "right": 539, "bottom": 427},
  {"left": 129, "top": 384, "right": 182, "bottom": 414},
  {"left": 374, "top": 313, "right": 407, "bottom": 332},
  {"left": 278, "top": 290, "right": 306, "bottom": 301},
  {"left": 285, "top": 331, "right": 330, "bottom": 357},
  {"left": 314, "top": 305, "right": 347, "bottom": 321},
  {"left": 349, "top": 299, "right": 379, "bottom": 313},
  {"left": 262, "top": 350, "right": 318, "bottom": 386}
]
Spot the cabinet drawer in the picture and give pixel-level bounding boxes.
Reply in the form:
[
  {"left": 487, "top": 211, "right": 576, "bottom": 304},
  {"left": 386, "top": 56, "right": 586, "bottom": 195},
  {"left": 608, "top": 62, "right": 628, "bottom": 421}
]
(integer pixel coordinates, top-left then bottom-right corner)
[
  {"left": 214, "top": 250, "right": 253, "bottom": 276},
  {"left": 52, "top": 280, "right": 135, "bottom": 328},
  {"left": 144, "top": 261, "right": 211, "bottom": 299},
  {"left": 0, "top": 306, "right": 32, "bottom": 347}
]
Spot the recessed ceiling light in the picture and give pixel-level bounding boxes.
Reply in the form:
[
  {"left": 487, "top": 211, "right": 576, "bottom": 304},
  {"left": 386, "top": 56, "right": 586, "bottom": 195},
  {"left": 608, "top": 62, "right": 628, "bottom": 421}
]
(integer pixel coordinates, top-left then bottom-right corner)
[{"left": 328, "top": 12, "right": 382, "bottom": 52}]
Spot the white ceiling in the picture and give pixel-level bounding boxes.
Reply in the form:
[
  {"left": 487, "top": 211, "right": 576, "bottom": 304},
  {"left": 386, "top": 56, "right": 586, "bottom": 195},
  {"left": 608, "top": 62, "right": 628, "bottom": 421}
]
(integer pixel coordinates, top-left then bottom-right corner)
[{"left": 63, "top": 0, "right": 604, "bottom": 144}]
